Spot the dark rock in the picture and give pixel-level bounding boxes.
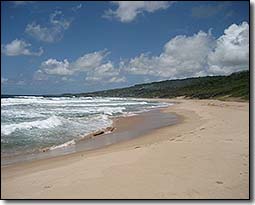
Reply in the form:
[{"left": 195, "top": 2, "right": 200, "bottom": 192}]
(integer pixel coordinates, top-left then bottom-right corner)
[
  {"left": 41, "top": 148, "right": 49, "bottom": 152},
  {"left": 93, "top": 130, "right": 104, "bottom": 136}
]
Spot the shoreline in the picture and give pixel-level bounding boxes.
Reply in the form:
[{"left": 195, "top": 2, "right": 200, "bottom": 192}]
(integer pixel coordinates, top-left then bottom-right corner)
[
  {"left": 1, "top": 99, "right": 249, "bottom": 199},
  {"left": 1, "top": 105, "right": 178, "bottom": 167}
]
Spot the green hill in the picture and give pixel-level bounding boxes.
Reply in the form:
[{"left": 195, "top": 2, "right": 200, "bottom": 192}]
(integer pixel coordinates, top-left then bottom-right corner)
[{"left": 63, "top": 70, "right": 249, "bottom": 101}]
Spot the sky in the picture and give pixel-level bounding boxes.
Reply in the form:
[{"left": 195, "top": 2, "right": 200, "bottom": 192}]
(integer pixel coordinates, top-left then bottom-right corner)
[{"left": 1, "top": 1, "right": 249, "bottom": 95}]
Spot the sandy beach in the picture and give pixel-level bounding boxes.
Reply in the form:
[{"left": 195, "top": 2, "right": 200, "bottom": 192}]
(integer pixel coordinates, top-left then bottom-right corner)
[{"left": 1, "top": 99, "right": 249, "bottom": 199}]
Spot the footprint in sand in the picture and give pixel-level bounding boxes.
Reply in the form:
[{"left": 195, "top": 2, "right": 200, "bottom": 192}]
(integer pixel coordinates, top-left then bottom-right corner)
[
  {"left": 216, "top": 181, "right": 224, "bottom": 184},
  {"left": 169, "top": 135, "right": 181, "bottom": 142},
  {"left": 241, "top": 154, "right": 248, "bottom": 158},
  {"left": 44, "top": 185, "right": 51, "bottom": 189}
]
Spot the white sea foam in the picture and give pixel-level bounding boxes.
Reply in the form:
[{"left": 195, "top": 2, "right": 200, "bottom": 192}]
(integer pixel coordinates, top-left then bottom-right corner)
[
  {"left": 1, "top": 96, "right": 173, "bottom": 157},
  {"left": 1, "top": 116, "right": 62, "bottom": 135},
  {"left": 1, "top": 109, "right": 45, "bottom": 118},
  {"left": 49, "top": 139, "right": 76, "bottom": 150},
  {"left": 14, "top": 96, "right": 45, "bottom": 99}
]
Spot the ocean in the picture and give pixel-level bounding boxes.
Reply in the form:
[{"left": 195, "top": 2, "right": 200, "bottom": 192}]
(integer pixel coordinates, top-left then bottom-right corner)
[{"left": 1, "top": 96, "right": 171, "bottom": 162}]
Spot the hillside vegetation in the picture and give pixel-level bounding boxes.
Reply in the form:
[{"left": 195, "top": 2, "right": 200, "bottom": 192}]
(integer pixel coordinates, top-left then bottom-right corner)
[{"left": 63, "top": 70, "right": 249, "bottom": 101}]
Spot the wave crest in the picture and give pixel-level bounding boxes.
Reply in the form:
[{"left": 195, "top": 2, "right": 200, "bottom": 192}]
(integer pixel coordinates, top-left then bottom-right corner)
[{"left": 1, "top": 116, "right": 62, "bottom": 135}]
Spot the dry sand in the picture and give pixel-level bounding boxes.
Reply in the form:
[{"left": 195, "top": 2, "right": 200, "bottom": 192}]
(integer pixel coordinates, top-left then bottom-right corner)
[{"left": 1, "top": 99, "right": 249, "bottom": 199}]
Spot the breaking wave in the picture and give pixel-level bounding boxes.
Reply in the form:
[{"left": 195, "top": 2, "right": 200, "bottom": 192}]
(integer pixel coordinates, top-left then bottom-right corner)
[
  {"left": 1, "top": 96, "right": 171, "bottom": 156},
  {"left": 1, "top": 116, "right": 62, "bottom": 135}
]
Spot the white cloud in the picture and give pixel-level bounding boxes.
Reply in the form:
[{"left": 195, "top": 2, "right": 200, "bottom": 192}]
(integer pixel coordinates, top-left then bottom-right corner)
[
  {"left": 25, "top": 23, "right": 58, "bottom": 43},
  {"left": 122, "top": 31, "right": 214, "bottom": 79},
  {"left": 1, "top": 39, "right": 43, "bottom": 56},
  {"left": 35, "top": 50, "right": 124, "bottom": 83},
  {"left": 49, "top": 10, "right": 72, "bottom": 29},
  {"left": 33, "top": 22, "right": 248, "bottom": 84},
  {"left": 85, "top": 61, "right": 126, "bottom": 83},
  {"left": 72, "top": 50, "right": 109, "bottom": 72},
  {"left": 104, "top": 1, "right": 173, "bottom": 23},
  {"left": 208, "top": 21, "right": 249, "bottom": 75},
  {"left": 25, "top": 10, "right": 72, "bottom": 43},
  {"left": 1, "top": 77, "right": 8, "bottom": 84},
  {"left": 40, "top": 59, "right": 73, "bottom": 76},
  {"left": 123, "top": 22, "right": 249, "bottom": 78}
]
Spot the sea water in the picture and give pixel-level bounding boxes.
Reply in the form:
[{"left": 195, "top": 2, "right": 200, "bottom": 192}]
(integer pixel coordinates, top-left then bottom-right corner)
[{"left": 1, "top": 96, "right": 170, "bottom": 160}]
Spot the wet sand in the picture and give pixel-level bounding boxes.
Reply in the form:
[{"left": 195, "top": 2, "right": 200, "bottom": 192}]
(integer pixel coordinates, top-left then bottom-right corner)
[
  {"left": 1, "top": 109, "right": 178, "bottom": 166},
  {"left": 1, "top": 99, "right": 249, "bottom": 199}
]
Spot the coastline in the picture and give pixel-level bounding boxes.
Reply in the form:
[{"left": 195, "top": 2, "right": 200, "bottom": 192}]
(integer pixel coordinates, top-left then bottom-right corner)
[
  {"left": 1, "top": 99, "right": 249, "bottom": 199},
  {"left": 1, "top": 105, "right": 178, "bottom": 166}
]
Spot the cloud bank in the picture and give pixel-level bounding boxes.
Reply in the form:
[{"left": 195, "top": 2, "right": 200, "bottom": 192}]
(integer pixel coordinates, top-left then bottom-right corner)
[
  {"left": 122, "top": 21, "right": 249, "bottom": 79},
  {"left": 34, "top": 21, "right": 248, "bottom": 84}
]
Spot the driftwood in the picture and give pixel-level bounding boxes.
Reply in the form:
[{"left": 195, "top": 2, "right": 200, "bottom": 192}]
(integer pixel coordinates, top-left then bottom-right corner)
[{"left": 93, "top": 130, "right": 105, "bottom": 136}]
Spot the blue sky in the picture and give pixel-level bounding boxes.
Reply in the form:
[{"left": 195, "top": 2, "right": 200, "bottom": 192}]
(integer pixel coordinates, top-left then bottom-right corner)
[{"left": 1, "top": 1, "right": 249, "bottom": 95}]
